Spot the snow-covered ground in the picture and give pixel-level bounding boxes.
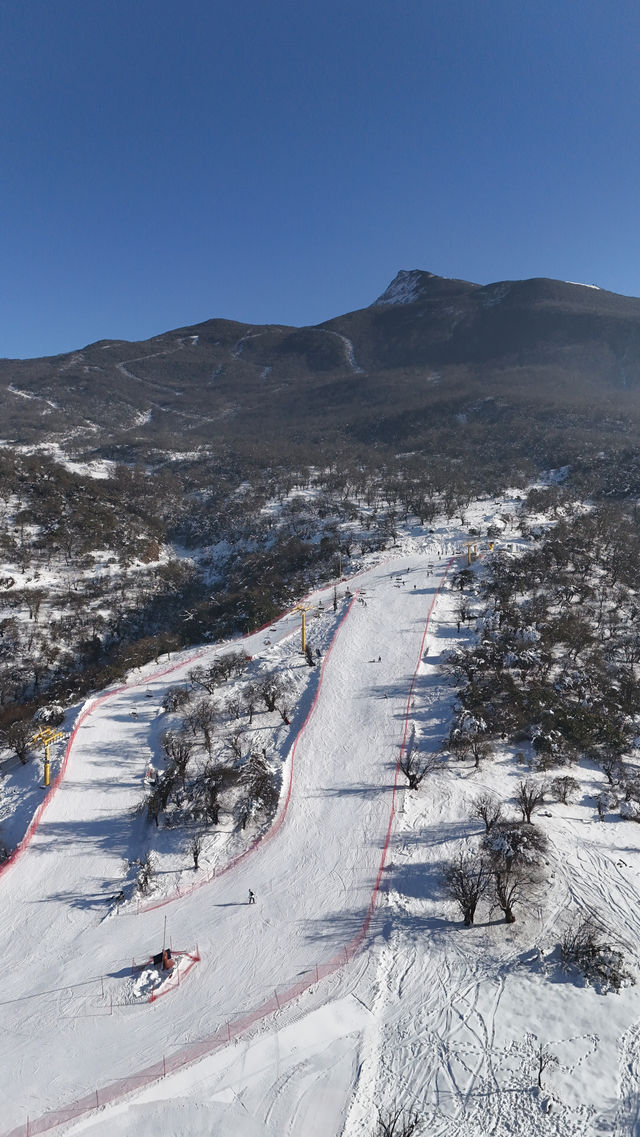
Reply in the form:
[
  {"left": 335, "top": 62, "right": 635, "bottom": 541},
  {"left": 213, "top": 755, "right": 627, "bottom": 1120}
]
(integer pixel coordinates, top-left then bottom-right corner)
[{"left": 2, "top": 499, "right": 640, "bottom": 1137}]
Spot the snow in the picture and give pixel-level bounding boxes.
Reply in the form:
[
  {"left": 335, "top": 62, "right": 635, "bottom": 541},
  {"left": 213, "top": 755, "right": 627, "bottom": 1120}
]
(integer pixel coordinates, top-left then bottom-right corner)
[
  {"left": 1, "top": 498, "right": 640, "bottom": 1136},
  {"left": 321, "top": 331, "right": 364, "bottom": 373},
  {"left": 371, "top": 270, "right": 431, "bottom": 307},
  {"left": 6, "top": 442, "right": 116, "bottom": 479},
  {"left": 565, "top": 282, "right": 601, "bottom": 289}
]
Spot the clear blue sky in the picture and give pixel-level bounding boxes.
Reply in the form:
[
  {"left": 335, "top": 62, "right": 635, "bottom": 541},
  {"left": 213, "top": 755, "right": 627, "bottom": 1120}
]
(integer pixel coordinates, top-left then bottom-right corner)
[{"left": 2, "top": 0, "right": 639, "bottom": 358}]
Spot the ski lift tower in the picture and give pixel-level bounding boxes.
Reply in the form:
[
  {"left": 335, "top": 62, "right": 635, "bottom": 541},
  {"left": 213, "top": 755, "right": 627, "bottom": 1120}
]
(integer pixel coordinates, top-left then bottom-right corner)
[
  {"left": 293, "top": 603, "right": 314, "bottom": 653},
  {"left": 31, "top": 726, "right": 66, "bottom": 788}
]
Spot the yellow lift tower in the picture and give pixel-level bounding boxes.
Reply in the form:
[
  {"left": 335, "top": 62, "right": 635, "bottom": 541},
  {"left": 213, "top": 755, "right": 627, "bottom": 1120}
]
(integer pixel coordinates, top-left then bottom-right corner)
[
  {"left": 31, "top": 726, "right": 65, "bottom": 788},
  {"left": 293, "top": 603, "right": 314, "bottom": 653}
]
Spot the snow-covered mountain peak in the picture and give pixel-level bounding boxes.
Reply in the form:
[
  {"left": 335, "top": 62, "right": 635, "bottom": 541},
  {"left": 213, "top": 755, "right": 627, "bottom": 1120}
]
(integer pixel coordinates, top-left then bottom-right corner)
[{"left": 371, "top": 269, "right": 438, "bottom": 307}]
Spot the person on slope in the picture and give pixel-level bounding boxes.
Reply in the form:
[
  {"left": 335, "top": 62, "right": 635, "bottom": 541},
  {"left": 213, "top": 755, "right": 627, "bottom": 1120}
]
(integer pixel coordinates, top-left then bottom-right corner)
[{"left": 248, "top": 889, "right": 256, "bottom": 904}]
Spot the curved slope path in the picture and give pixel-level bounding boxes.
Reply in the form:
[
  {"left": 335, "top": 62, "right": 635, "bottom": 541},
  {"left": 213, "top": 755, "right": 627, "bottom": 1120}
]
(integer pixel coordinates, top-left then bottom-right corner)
[{"left": 1, "top": 551, "right": 450, "bottom": 1134}]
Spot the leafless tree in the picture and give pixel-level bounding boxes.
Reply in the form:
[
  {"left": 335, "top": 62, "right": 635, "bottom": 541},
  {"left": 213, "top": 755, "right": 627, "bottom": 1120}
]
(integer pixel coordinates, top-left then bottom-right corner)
[
  {"left": 3, "top": 719, "right": 33, "bottom": 764},
  {"left": 257, "top": 670, "right": 287, "bottom": 713},
  {"left": 533, "top": 1039, "right": 559, "bottom": 1090},
  {"left": 470, "top": 792, "right": 503, "bottom": 833},
  {"left": 146, "top": 787, "right": 161, "bottom": 827},
  {"left": 134, "top": 852, "right": 154, "bottom": 895},
  {"left": 226, "top": 729, "right": 244, "bottom": 761},
  {"left": 216, "top": 650, "right": 251, "bottom": 682},
  {"left": 443, "top": 849, "right": 490, "bottom": 926},
  {"left": 561, "top": 916, "right": 632, "bottom": 992},
  {"left": 190, "top": 832, "right": 203, "bottom": 870},
  {"left": 225, "top": 696, "right": 242, "bottom": 721},
  {"left": 601, "top": 757, "right": 624, "bottom": 786},
  {"left": 242, "top": 682, "right": 261, "bottom": 724},
  {"left": 516, "top": 778, "right": 545, "bottom": 823},
  {"left": 549, "top": 775, "right": 579, "bottom": 804},
  {"left": 448, "top": 725, "right": 491, "bottom": 768},
  {"left": 193, "top": 761, "right": 233, "bottom": 826},
  {"left": 162, "top": 684, "right": 192, "bottom": 713},
  {"left": 161, "top": 730, "right": 192, "bottom": 786},
  {"left": 241, "top": 752, "right": 279, "bottom": 819},
  {"left": 184, "top": 698, "right": 217, "bottom": 755},
  {"left": 399, "top": 747, "right": 437, "bottom": 790},
  {"left": 375, "top": 1106, "right": 421, "bottom": 1136},
  {"left": 188, "top": 664, "right": 219, "bottom": 695},
  {"left": 483, "top": 823, "right": 547, "bottom": 923}
]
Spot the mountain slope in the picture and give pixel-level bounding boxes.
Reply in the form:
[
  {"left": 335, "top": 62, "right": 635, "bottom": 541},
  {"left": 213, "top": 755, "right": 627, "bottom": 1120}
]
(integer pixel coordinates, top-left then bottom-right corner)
[{"left": 3, "top": 271, "right": 640, "bottom": 465}]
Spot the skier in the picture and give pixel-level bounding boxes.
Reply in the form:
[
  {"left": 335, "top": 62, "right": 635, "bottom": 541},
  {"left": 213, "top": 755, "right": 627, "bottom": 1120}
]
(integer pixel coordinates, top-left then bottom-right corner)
[{"left": 248, "top": 889, "right": 256, "bottom": 904}]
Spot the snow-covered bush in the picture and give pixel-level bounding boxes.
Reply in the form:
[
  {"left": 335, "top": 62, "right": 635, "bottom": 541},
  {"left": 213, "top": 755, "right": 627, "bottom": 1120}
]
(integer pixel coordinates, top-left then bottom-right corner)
[
  {"left": 560, "top": 917, "right": 634, "bottom": 993},
  {"left": 619, "top": 799, "right": 640, "bottom": 822},
  {"left": 32, "top": 703, "right": 65, "bottom": 726},
  {"left": 549, "top": 775, "right": 580, "bottom": 804}
]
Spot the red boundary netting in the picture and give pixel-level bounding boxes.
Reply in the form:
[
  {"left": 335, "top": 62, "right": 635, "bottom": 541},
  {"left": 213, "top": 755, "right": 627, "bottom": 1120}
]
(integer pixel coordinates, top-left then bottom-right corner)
[{"left": 5, "top": 556, "right": 453, "bottom": 1137}]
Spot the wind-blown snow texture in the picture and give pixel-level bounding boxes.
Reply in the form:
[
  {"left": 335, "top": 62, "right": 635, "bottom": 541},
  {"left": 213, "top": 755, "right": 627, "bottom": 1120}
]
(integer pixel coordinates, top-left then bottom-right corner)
[{"left": 2, "top": 498, "right": 640, "bottom": 1136}]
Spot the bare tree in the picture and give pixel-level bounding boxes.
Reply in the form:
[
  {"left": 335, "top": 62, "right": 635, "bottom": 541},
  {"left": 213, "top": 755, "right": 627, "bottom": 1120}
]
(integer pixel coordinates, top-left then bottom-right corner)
[
  {"left": 146, "top": 787, "right": 161, "bottom": 827},
  {"left": 470, "top": 792, "right": 503, "bottom": 833},
  {"left": 190, "top": 832, "right": 203, "bottom": 870},
  {"left": 3, "top": 719, "right": 33, "bottom": 764},
  {"left": 161, "top": 730, "right": 192, "bottom": 787},
  {"left": 241, "top": 752, "right": 279, "bottom": 819},
  {"left": 134, "top": 852, "right": 155, "bottom": 895},
  {"left": 184, "top": 698, "right": 217, "bottom": 755},
  {"left": 399, "top": 747, "right": 437, "bottom": 790},
  {"left": 483, "top": 823, "right": 547, "bottom": 923},
  {"left": 549, "top": 775, "right": 579, "bottom": 804},
  {"left": 226, "top": 729, "right": 244, "bottom": 761},
  {"left": 193, "top": 761, "right": 232, "bottom": 826},
  {"left": 532, "top": 1039, "right": 559, "bottom": 1090},
  {"left": 188, "top": 664, "right": 219, "bottom": 695},
  {"left": 375, "top": 1106, "right": 420, "bottom": 1137},
  {"left": 225, "top": 696, "right": 242, "bottom": 721},
  {"left": 448, "top": 724, "right": 491, "bottom": 768},
  {"left": 242, "top": 682, "right": 260, "bottom": 724},
  {"left": 162, "top": 684, "right": 192, "bottom": 713},
  {"left": 443, "top": 849, "right": 489, "bottom": 926},
  {"left": 561, "top": 916, "right": 633, "bottom": 992},
  {"left": 257, "top": 671, "right": 287, "bottom": 713},
  {"left": 601, "top": 757, "right": 624, "bottom": 786},
  {"left": 516, "top": 779, "right": 545, "bottom": 823}
]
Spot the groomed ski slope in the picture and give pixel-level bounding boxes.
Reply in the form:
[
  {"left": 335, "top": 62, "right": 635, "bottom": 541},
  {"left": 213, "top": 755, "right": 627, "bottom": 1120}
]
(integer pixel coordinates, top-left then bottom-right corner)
[
  {"left": 1, "top": 544, "right": 452, "bottom": 1135},
  {"left": 4, "top": 508, "right": 640, "bottom": 1137}
]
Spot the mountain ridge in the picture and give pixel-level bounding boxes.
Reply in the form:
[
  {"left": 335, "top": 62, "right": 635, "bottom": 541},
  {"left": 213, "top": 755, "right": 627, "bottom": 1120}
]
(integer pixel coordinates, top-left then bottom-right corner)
[{"left": 3, "top": 269, "right": 640, "bottom": 467}]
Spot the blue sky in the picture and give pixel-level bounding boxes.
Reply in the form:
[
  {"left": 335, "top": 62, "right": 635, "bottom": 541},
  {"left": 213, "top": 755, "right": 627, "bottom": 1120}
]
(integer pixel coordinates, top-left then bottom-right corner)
[{"left": 2, "top": 0, "right": 639, "bottom": 357}]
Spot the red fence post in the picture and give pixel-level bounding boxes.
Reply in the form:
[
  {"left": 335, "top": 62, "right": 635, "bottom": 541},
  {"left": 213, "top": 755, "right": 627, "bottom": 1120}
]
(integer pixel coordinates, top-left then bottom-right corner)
[
  {"left": 275, "top": 989, "right": 280, "bottom": 1009},
  {"left": 315, "top": 963, "right": 319, "bottom": 982},
  {"left": 163, "top": 1056, "right": 167, "bottom": 1077}
]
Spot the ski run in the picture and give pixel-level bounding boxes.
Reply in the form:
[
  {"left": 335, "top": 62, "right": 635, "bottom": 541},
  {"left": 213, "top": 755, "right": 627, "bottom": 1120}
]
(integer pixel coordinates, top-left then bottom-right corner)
[{"left": 2, "top": 492, "right": 640, "bottom": 1137}]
